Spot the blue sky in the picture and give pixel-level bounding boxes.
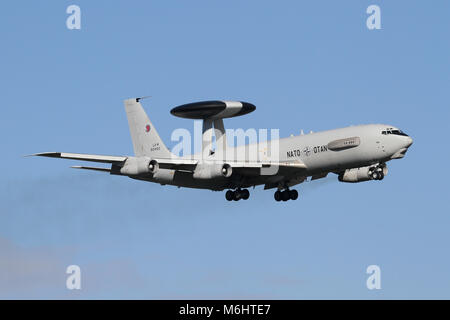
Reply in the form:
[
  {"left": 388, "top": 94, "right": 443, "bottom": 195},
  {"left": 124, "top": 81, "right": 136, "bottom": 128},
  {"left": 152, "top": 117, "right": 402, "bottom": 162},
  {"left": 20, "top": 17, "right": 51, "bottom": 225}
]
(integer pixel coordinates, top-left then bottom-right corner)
[{"left": 1, "top": 0, "right": 449, "bottom": 299}]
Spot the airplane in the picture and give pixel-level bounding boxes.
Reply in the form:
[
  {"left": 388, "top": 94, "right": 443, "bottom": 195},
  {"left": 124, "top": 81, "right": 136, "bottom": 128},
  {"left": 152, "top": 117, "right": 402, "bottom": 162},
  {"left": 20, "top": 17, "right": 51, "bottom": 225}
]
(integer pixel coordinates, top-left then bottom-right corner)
[{"left": 31, "top": 98, "right": 413, "bottom": 202}]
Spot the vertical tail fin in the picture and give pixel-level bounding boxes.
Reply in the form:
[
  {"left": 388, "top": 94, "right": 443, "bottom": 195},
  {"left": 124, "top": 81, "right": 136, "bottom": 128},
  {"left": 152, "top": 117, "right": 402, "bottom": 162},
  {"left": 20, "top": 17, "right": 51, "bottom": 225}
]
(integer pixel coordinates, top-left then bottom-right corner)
[{"left": 124, "top": 98, "right": 173, "bottom": 158}]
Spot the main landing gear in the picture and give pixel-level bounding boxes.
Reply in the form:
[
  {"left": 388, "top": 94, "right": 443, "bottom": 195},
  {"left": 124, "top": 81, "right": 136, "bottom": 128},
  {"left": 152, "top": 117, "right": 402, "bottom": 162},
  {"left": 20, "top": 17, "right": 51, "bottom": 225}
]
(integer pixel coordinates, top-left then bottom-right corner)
[
  {"left": 224, "top": 188, "right": 299, "bottom": 202},
  {"left": 225, "top": 189, "right": 250, "bottom": 201},
  {"left": 274, "top": 189, "right": 298, "bottom": 202}
]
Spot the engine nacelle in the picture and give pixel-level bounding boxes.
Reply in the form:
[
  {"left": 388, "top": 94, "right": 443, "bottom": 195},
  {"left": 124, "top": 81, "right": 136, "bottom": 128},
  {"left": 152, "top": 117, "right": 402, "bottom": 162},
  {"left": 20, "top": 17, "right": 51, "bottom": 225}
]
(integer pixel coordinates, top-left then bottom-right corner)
[
  {"left": 119, "top": 157, "right": 157, "bottom": 176},
  {"left": 221, "top": 163, "right": 233, "bottom": 178},
  {"left": 193, "top": 163, "right": 233, "bottom": 180},
  {"left": 338, "top": 165, "right": 388, "bottom": 183},
  {"left": 148, "top": 159, "right": 159, "bottom": 174}
]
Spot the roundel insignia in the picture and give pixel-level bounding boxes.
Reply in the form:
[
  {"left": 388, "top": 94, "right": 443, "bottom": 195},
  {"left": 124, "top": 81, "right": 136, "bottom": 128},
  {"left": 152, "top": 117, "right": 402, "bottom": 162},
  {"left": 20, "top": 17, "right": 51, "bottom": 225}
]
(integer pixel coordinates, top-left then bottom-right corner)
[
  {"left": 303, "top": 146, "right": 311, "bottom": 156},
  {"left": 145, "top": 124, "right": 151, "bottom": 132}
]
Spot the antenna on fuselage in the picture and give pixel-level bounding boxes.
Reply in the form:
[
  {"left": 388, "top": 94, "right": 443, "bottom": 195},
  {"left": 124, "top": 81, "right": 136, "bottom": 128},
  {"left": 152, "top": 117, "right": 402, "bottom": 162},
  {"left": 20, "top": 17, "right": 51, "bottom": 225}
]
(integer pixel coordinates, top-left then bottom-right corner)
[{"left": 136, "top": 96, "right": 152, "bottom": 102}]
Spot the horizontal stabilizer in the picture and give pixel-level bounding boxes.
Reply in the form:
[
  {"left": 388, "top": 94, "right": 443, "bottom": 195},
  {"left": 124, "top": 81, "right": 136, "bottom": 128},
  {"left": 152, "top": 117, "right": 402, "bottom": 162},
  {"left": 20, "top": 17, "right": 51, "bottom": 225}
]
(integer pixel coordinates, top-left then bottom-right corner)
[
  {"left": 71, "top": 166, "right": 111, "bottom": 172},
  {"left": 30, "top": 152, "right": 127, "bottom": 163}
]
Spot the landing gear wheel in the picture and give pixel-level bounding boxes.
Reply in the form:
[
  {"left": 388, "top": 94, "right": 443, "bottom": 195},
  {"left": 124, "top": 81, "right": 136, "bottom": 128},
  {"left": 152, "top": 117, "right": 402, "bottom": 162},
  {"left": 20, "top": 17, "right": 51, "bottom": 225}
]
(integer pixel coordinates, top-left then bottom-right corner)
[
  {"left": 241, "top": 189, "right": 250, "bottom": 200},
  {"left": 282, "top": 191, "right": 290, "bottom": 201},
  {"left": 274, "top": 191, "right": 282, "bottom": 202},
  {"left": 225, "top": 190, "right": 234, "bottom": 201},
  {"left": 371, "top": 171, "right": 379, "bottom": 180},
  {"left": 289, "top": 189, "right": 298, "bottom": 200},
  {"left": 377, "top": 172, "right": 384, "bottom": 180},
  {"left": 233, "top": 191, "right": 241, "bottom": 201}
]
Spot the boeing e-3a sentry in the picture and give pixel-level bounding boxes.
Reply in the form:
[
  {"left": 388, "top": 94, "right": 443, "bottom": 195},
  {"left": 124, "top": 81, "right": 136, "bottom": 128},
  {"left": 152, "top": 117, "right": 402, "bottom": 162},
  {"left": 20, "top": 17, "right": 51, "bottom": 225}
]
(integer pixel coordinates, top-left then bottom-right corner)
[{"left": 32, "top": 98, "right": 413, "bottom": 202}]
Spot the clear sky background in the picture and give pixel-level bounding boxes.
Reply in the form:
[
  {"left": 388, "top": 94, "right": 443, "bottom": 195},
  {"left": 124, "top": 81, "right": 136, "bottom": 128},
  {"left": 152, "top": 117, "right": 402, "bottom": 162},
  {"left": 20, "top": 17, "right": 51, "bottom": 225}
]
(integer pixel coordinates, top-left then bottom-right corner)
[{"left": 1, "top": 1, "right": 449, "bottom": 299}]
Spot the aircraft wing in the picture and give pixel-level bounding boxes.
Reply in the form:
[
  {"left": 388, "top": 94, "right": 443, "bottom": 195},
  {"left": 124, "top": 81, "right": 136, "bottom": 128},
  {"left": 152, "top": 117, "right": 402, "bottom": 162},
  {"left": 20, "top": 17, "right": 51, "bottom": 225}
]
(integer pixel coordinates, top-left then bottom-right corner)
[
  {"left": 30, "top": 152, "right": 305, "bottom": 176},
  {"left": 30, "top": 152, "right": 199, "bottom": 173},
  {"left": 30, "top": 152, "right": 127, "bottom": 163}
]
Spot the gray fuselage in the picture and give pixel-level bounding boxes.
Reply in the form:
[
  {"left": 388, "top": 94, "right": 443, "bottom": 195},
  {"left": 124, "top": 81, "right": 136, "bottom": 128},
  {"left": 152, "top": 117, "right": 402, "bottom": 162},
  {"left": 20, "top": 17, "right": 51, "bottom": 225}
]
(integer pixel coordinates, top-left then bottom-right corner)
[{"left": 136, "top": 124, "right": 413, "bottom": 190}]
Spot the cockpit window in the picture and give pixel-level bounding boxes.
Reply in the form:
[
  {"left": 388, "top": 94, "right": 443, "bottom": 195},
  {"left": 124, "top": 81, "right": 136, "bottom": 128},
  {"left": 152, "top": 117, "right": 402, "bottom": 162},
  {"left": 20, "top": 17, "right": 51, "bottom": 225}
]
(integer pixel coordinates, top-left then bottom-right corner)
[
  {"left": 382, "top": 128, "right": 408, "bottom": 136},
  {"left": 391, "top": 130, "right": 408, "bottom": 136}
]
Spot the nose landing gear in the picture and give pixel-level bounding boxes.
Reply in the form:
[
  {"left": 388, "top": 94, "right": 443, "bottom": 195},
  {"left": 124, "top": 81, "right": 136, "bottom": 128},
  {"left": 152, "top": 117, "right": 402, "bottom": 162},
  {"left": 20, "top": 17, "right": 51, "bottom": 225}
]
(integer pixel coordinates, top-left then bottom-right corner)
[
  {"left": 274, "top": 189, "right": 298, "bottom": 202},
  {"left": 225, "top": 188, "right": 250, "bottom": 201}
]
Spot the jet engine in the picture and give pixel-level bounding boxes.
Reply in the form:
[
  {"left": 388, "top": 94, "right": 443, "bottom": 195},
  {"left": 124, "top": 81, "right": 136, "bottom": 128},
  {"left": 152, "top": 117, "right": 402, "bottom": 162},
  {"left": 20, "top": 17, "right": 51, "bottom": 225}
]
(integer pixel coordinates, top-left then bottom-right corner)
[
  {"left": 338, "top": 164, "right": 388, "bottom": 183},
  {"left": 119, "top": 157, "right": 158, "bottom": 176},
  {"left": 193, "top": 163, "right": 233, "bottom": 179},
  {"left": 148, "top": 159, "right": 159, "bottom": 174}
]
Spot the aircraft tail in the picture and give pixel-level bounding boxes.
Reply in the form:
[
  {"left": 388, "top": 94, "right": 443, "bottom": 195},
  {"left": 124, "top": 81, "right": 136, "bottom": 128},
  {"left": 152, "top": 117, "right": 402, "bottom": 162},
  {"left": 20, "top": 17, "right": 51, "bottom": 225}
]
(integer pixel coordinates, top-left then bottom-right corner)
[{"left": 124, "top": 98, "right": 173, "bottom": 158}]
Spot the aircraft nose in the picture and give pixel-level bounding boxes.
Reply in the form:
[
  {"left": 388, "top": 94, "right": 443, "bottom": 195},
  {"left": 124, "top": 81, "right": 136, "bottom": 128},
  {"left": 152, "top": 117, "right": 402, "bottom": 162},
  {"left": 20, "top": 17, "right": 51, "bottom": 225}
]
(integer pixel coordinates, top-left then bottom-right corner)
[{"left": 405, "top": 136, "right": 413, "bottom": 148}]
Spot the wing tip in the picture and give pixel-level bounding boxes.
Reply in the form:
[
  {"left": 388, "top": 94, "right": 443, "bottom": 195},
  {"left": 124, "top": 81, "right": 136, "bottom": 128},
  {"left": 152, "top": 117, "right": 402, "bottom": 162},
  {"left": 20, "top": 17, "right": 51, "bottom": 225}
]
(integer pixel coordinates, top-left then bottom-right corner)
[{"left": 24, "top": 152, "right": 61, "bottom": 158}]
